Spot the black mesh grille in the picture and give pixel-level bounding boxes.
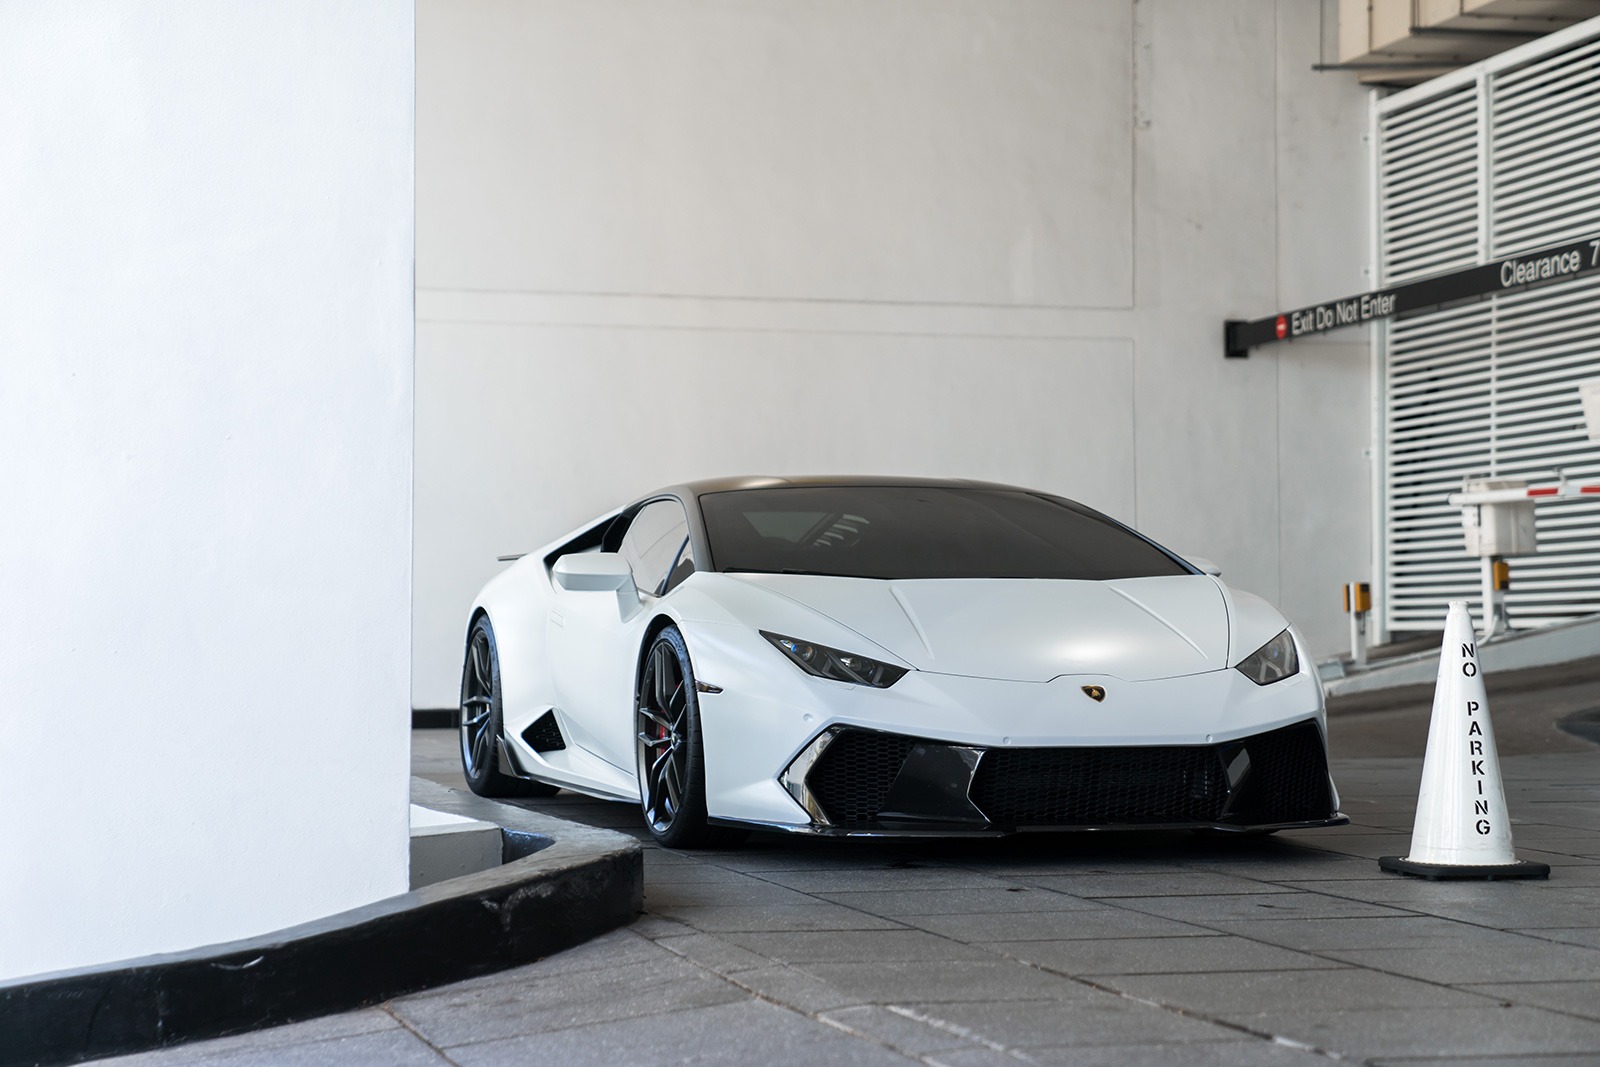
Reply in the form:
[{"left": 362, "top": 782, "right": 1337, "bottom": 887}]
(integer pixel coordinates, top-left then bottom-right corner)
[
  {"left": 521, "top": 711, "right": 566, "bottom": 753},
  {"left": 1226, "top": 719, "right": 1332, "bottom": 822},
  {"left": 972, "top": 745, "right": 1227, "bottom": 826},
  {"left": 798, "top": 719, "right": 1334, "bottom": 831},
  {"left": 807, "top": 730, "right": 917, "bottom": 828}
]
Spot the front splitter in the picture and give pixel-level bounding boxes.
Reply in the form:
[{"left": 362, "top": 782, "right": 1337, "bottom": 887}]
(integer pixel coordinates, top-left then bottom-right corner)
[{"left": 709, "top": 813, "right": 1351, "bottom": 839}]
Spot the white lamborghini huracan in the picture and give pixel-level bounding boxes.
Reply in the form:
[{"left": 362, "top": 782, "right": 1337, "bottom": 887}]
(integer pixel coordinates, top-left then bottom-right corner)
[{"left": 460, "top": 477, "right": 1345, "bottom": 847}]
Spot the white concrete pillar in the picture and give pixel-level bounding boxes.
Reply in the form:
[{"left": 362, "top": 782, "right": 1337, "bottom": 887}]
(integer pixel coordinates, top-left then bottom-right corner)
[{"left": 0, "top": 1, "right": 414, "bottom": 980}]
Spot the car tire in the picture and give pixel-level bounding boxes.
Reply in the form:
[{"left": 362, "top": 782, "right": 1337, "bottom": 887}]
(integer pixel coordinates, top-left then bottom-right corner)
[
  {"left": 635, "top": 626, "right": 748, "bottom": 849},
  {"left": 460, "top": 615, "right": 559, "bottom": 798}
]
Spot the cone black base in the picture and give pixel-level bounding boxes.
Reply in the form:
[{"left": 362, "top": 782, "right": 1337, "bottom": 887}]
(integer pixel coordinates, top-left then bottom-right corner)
[{"left": 1379, "top": 855, "right": 1550, "bottom": 880}]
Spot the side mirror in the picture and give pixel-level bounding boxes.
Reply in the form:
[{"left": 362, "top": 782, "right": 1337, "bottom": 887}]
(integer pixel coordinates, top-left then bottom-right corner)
[
  {"left": 1185, "top": 555, "right": 1223, "bottom": 577},
  {"left": 552, "top": 552, "right": 636, "bottom": 593}
]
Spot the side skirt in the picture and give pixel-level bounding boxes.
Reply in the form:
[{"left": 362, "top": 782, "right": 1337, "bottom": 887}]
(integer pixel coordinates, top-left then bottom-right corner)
[{"left": 500, "top": 735, "right": 640, "bottom": 803}]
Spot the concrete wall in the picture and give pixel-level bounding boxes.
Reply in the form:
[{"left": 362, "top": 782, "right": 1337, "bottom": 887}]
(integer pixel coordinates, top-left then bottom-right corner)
[
  {"left": 415, "top": 0, "right": 1373, "bottom": 709},
  {"left": 0, "top": 2, "right": 414, "bottom": 979}
]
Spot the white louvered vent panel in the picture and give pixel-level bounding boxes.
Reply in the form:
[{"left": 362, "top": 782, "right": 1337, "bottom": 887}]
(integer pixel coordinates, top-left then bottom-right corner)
[
  {"left": 1492, "top": 36, "right": 1600, "bottom": 255},
  {"left": 1385, "top": 303, "right": 1494, "bottom": 632},
  {"left": 1379, "top": 25, "right": 1600, "bottom": 635},
  {"left": 1384, "top": 287, "right": 1600, "bottom": 633},
  {"left": 1486, "top": 276, "right": 1600, "bottom": 626},
  {"left": 1379, "top": 85, "right": 1480, "bottom": 284}
]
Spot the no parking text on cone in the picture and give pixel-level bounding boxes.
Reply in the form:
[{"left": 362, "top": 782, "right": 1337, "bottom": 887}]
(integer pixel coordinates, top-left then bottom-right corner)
[{"left": 1379, "top": 601, "right": 1549, "bottom": 880}]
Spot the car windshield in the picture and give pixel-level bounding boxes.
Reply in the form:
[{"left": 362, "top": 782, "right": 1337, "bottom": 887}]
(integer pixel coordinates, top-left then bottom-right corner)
[{"left": 699, "top": 486, "right": 1193, "bottom": 581}]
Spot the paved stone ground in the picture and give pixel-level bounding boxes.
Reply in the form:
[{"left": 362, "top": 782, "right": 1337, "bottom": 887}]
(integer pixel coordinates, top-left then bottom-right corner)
[{"left": 106, "top": 715, "right": 1600, "bottom": 1066}]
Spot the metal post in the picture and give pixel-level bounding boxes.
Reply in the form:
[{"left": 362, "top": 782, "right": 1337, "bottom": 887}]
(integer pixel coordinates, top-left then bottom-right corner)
[
  {"left": 1479, "top": 556, "right": 1510, "bottom": 640},
  {"left": 1344, "top": 582, "right": 1371, "bottom": 670},
  {"left": 1350, "top": 606, "right": 1367, "bottom": 670},
  {"left": 1480, "top": 557, "right": 1494, "bottom": 639}
]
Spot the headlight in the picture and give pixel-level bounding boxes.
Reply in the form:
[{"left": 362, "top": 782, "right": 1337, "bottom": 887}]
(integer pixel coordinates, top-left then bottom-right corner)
[
  {"left": 1235, "top": 629, "right": 1299, "bottom": 685},
  {"left": 760, "top": 631, "right": 908, "bottom": 688}
]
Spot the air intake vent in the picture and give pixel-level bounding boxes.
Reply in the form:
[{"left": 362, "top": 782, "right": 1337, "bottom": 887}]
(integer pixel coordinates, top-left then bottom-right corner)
[
  {"left": 972, "top": 745, "right": 1226, "bottom": 826},
  {"left": 1223, "top": 719, "right": 1334, "bottom": 823},
  {"left": 806, "top": 730, "right": 917, "bottom": 828},
  {"left": 799, "top": 720, "right": 1335, "bottom": 832},
  {"left": 521, "top": 711, "right": 566, "bottom": 753}
]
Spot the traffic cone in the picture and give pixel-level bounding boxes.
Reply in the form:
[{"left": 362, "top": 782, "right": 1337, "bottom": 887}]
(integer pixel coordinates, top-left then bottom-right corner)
[{"left": 1379, "top": 601, "right": 1549, "bottom": 880}]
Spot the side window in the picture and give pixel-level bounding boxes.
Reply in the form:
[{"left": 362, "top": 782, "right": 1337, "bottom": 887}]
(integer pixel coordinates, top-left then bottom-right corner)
[{"left": 618, "top": 499, "right": 690, "bottom": 596}]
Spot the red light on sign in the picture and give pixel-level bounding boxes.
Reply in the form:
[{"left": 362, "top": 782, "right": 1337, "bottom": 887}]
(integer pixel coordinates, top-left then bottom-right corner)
[{"left": 1275, "top": 315, "right": 1288, "bottom": 340}]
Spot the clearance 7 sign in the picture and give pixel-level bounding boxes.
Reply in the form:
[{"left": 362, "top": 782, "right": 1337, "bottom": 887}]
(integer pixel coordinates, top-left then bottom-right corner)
[{"left": 1224, "top": 235, "right": 1600, "bottom": 359}]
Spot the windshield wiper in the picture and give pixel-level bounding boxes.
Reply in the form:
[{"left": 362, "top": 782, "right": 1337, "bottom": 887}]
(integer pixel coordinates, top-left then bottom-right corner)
[{"left": 721, "top": 567, "right": 892, "bottom": 580}]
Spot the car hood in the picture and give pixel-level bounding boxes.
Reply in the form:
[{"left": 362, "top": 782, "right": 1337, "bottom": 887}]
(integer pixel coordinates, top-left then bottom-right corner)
[{"left": 729, "top": 574, "right": 1231, "bottom": 683}]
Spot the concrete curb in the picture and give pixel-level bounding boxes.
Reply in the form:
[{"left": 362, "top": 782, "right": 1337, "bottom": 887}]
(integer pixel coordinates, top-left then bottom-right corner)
[
  {"left": 0, "top": 778, "right": 642, "bottom": 1067},
  {"left": 1324, "top": 612, "right": 1600, "bottom": 698}
]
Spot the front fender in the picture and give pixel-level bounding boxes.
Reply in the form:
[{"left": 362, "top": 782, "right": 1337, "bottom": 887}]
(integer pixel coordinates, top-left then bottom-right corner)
[{"left": 471, "top": 557, "right": 556, "bottom": 737}]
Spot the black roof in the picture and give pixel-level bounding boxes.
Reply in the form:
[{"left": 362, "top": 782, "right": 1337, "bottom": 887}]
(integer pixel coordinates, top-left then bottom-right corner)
[{"left": 657, "top": 475, "right": 1037, "bottom": 502}]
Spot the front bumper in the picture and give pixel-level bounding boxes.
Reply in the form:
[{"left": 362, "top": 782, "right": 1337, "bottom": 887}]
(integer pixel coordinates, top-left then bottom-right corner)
[
  {"left": 687, "top": 620, "right": 1340, "bottom": 832},
  {"left": 750, "top": 718, "right": 1345, "bottom": 836}
]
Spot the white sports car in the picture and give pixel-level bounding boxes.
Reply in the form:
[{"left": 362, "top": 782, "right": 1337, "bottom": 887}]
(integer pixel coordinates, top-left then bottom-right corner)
[{"left": 460, "top": 477, "right": 1346, "bottom": 847}]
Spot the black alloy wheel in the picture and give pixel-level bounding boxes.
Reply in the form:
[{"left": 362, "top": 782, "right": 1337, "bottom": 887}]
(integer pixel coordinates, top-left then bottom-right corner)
[
  {"left": 635, "top": 626, "right": 746, "bottom": 849},
  {"left": 460, "top": 616, "right": 558, "bottom": 798}
]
